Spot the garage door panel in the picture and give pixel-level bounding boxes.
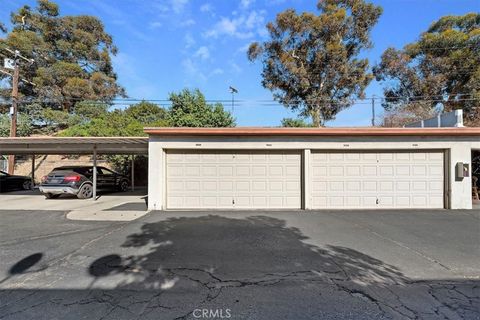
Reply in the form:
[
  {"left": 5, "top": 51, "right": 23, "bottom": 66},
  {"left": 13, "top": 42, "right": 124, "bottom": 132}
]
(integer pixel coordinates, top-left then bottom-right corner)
[
  {"left": 346, "top": 181, "right": 361, "bottom": 191},
  {"left": 285, "top": 196, "right": 300, "bottom": 207},
  {"left": 202, "top": 181, "right": 217, "bottom": 191},
  {"left": 203, "top": 196, "right": 217, "bottom": 207},
  {"left": 363, "top": 166, "right": 377, "bottom": 176},
  {"left": 429, "top": 165, "right": 443, "bottom": 175},
  {"left": 346, "top": 197, "right": 361, "bottom": 206},
  {"left": 286, "top": 180, "right": 301, "bottom": 191},
  {"left": 202, "top": 166, "right": 217, "bottom": 176},
  {"left": 166, "top": 150, "right": 301, "bottom": 209},
  {"left": 346, "top": 166, "right": 361, "bottom": 176},
  {"left": 252, "top": 181, "right": 267, "bottom": 191},
  {"left": 379, "top": 181, "right": 394, "bottom": 191},
  {"left": 363, "top": 196, "right": 378, "bottom": 207},
  {"left": 185, "top": 165, "right": 201, "bottom": 176},
  {"left": 396, "top": 181, "right": 410, "bottom": 191},
  {"left": 346, "top": 153, "right": 361, "bottom": 161},
  {"left": 236, "top": 181, "right": 250, "bottom": 191},
  {"left": 311, "top": 151, "right": 444, "bottom": 209},
  {"left": 412, "top": 165, "right": 427, "bottom": 176},
  {"left": 312, "top": 153, "right": 328, "bottom": 161},
  {"left": 396, "top": 196, "right": 410, "bottom": 207},
  {"left": 313, "top": 166, "right": 327, "bottom": 176},
  {"left": 269, "top": 181, "right": 283, "bottom": 191},
  {"left": 378, "top": 196, "right": 394, "bottom": 207},
  {"left": 218, "top": 181, "right": 233, "bottom": 191},
  {"left": 395, "top": 153, "right": 410, "bottom": 161},
  {"left": 379, "top": 166, "right": 394, "bottom": 176}
]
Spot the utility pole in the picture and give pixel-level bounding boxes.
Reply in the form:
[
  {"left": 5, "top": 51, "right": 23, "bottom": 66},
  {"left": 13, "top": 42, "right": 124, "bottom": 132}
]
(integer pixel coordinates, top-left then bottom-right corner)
[
  {"left": 7, "top": 52, "right": 19, "bottom": 174},
  {"left": 371, "top": 95, "right": 376, "bottom": 127},
  {"left": 229, "top": 86, "right": 238, "bottom": 114},
  {"left": 1, "top": 47, "right": 34, "bottom": 174}
]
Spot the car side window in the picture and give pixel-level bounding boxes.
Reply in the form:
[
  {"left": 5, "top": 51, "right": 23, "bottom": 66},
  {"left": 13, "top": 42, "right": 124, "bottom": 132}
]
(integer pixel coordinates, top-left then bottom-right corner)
[{"left": 99, "top": 168, "right": 114, "bottom": 175}]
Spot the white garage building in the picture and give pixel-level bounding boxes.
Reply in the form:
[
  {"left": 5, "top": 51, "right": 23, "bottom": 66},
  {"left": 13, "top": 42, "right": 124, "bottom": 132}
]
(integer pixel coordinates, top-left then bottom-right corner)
[{"left": 145, "top": 127, "right": 480, "bottom": 211}]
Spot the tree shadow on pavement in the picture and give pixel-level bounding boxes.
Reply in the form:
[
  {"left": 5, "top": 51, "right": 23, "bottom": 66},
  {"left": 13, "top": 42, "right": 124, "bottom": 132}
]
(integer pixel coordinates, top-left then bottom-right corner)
[{"left": 1, "top": 215, "right": 478, "bottom": 319}]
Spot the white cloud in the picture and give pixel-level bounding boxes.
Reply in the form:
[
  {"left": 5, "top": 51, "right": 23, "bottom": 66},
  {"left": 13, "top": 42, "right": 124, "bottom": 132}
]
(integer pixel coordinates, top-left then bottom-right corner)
[
  {"left": 111, "top": 53, "right": 157, "bottom": 98},
  {"left": 211, "top": 68, "right": 224, "bottom": 76},
  {"left": 171, "top": 0, "right": 189, "bottom": 13},
  {"left": 240, "top": 0, "right": 255, "bottom": 9},
  {"left": 203, "top": 10, "right": 266, "bottom": 39},
  {"left": 194, "top": 46, "right": 210, "bottom": 60},
  {"left": 245, "top": 11, "right": 262, "bottom": 29},
  {"left": 236, "top": 43, "right": 251, "bottom": 54},
  {"left": 152, "top": 0, "right": 189, "bottom": 14},
  {"left": 182, "top": 58, "right": 207, "bottom": 81},
  {"left": 200, "top": 3, "right": 213, "bottom": 13},
  {"left": 184, "top": 33, "right": 195, "bottom": 48},
  {"left": 230, "top": 62, "right": 243, "bottom": 74},
  {"left": 149, "top": 21, "right": 163, "bottom": 29},
  {"left": 180, "top": 19, "right": 196, "bottom": 27}
]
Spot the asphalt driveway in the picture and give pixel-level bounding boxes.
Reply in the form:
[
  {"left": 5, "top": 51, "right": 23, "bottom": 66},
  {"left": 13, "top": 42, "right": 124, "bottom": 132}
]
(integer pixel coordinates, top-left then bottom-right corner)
[{"left": 0, "top": 209, "right": 479, "bottom": 319}]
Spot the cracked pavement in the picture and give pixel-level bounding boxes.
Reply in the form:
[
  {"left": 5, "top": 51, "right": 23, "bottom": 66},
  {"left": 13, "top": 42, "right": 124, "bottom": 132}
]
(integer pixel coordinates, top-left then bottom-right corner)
[{"left": 0, "top": 209, "right": 479, "bottom": 319}]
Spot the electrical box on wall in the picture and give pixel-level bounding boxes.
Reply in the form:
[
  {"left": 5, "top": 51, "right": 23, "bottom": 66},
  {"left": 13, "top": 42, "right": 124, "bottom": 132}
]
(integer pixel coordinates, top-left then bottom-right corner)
[{"left": 455, "top": 162, "right": 470, "bottom": 179}]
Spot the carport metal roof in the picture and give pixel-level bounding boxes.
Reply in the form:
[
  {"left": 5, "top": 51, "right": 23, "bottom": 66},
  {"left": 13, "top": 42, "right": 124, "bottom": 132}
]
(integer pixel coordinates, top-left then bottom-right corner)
[{"left": 0, "top": 137, "right": 148, "bottom": 155}]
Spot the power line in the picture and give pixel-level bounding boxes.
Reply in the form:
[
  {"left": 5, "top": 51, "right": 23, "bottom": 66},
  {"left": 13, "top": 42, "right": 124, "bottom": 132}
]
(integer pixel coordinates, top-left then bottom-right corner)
[
  {"left": 11, "top": 92, "right": 476, "bottom": 103},
  {"left": 7, "top": 96, "right": 479, "bottom": 107}
]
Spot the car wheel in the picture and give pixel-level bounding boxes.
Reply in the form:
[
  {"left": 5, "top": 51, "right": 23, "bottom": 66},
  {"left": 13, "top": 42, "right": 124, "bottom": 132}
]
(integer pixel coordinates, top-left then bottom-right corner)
[
  {"left": 119, "top": 180, "right": 129, "bottom": 192},
  {"left": 22, "top": 180, "right": 33, "bottom": 190},
  {"left": 78, "top": 184, "right": 93, "bottom": 199},
  {"left": 45, "top": 193, "right": 60, "bottom": 199}
]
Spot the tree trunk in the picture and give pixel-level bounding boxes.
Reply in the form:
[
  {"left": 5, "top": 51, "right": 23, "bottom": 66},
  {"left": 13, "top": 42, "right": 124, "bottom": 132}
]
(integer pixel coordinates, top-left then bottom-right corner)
[{"left": 311, "top": 105, "right": 322, "bottom": 127}]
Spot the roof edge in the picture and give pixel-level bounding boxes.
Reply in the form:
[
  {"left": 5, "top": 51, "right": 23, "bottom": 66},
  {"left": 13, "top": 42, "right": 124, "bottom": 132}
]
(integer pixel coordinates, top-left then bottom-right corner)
[{"left": 143, "top": 127, "right": 480, "bottom": 137}]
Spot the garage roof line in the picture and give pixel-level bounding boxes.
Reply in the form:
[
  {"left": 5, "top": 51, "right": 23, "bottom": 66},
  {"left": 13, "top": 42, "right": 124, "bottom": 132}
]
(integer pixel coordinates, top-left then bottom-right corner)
[
  {"left": 0, "top": 137, "right": 148, "bottom": 155},
  {"left": 144, "top": 127, "right": 480, "bottom": 136}
]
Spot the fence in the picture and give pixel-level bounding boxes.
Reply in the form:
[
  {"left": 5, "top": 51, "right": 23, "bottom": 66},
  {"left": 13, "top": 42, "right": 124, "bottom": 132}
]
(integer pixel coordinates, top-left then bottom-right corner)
[{"left": 405, "top": 110, "right": 464, "bottom": 128}]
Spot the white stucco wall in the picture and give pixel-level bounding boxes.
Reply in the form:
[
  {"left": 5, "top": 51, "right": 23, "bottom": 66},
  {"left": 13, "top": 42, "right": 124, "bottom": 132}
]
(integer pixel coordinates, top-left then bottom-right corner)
[
  {"left": 448, "top": 143, "right": 474, "bottom": 209},
  {"left": 147, "top": 140, "right": 164, "bottom": 211},
  {"left": 147, "top": 135, "right": 480, "bottom": 210}
]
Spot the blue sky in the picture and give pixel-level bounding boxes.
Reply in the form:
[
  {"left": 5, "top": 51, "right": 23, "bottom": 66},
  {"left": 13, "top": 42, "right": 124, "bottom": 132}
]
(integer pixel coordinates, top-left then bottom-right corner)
[{"left": 1, "top": 0, "right": 479, "bottom": 126}]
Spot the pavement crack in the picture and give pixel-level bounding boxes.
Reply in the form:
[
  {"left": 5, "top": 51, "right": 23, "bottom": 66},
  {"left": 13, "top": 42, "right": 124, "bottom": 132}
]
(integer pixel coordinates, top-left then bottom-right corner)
[{"left": 349, "top": 220, "right": 452, "bottom": 271}]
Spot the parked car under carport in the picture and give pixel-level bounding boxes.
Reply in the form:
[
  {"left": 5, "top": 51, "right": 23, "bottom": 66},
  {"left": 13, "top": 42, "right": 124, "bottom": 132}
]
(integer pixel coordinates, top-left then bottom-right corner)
[
  {"left": 39, "top": 166, "right": 130, "bottom": 199},
  {"left": 0, "top": 170, "right": 32, "bottom": 192},
  {"left": 0, "top": 137, "right": 148, "bottom": 200}
]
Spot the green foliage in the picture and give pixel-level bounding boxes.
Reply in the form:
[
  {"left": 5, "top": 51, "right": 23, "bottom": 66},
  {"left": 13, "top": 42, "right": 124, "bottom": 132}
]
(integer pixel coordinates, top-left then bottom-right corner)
[
  {"left": 60, "top": 102, "right": 169, "bottom": 137},
  {"left": 248, "top": 0, "right": 382, "bottom": 126},
  {"left": 373, "top": 13, "right": 480, "bottom": 126},
  {"left": 61, "top": 89, "right": 233, "bottom": 138},
  {"left": 281, "top": 118, "right": 313, "bottom": 127},
  {"left": 73, "top": 101, "right": 109, "bottom": 123},
  {"left": 168, "top": 89, "right": 235, "bottom": 127},
  {"left": 0, "top": 0, "right": 124, "bottom": 114},
  {"left": 0, "top": 113, "right": 34, "bottom": 137},
  {"left": 61, "top": 111, "right": 142, "bottom": 137},
  {"left": 125, "top": 101, "right": 168, "bottom": 124}
]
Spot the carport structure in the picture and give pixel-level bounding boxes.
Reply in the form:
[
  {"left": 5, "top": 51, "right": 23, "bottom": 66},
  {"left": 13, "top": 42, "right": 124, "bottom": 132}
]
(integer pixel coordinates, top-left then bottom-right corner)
[{"left": 0, "top": 137, "right": 148, "bottom": 199}]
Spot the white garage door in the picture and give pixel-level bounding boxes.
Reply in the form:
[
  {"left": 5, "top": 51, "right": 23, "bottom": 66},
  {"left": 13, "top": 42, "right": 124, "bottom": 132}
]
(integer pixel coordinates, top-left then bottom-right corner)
[
  {"left": 311, "top": 151, "right": 444, "bottom": 209},
  {"left": 166, "top": 150, "right": 301, "bottom": 209}
]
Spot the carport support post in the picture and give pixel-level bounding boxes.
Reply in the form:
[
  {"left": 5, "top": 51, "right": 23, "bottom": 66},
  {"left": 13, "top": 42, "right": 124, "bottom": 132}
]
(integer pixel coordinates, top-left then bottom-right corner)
[
  {"left": 93, "top": 147, "right": 97, "bottom": 200},
  {"left": 31, "top": 154, "right": 35, "bottom": 187},
  {"left": 131, "top": 155, "right": 135, "bottom": 191}
]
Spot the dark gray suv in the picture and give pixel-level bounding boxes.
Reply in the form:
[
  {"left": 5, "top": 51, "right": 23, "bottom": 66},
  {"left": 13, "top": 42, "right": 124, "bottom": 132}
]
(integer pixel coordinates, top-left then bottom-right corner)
[{"left": 39, "top": 166, "right": 130, "bottom": 199}]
